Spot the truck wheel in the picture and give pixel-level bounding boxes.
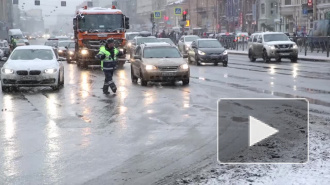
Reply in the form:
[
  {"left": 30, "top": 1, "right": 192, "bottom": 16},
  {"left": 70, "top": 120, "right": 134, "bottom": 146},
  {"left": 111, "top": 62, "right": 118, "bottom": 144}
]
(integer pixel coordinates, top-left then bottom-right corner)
[
  {"left": 291, "top": 57, "right": 298, "bottom": 63},
  {"left": 249, "top": 50, "right": 256, "bottom": 62},
  {"left": 81, "top": 61, "right": 88, "bottom": 69},
  {"left": 1, "top": 86, "right": 8, "bottom": 93}
]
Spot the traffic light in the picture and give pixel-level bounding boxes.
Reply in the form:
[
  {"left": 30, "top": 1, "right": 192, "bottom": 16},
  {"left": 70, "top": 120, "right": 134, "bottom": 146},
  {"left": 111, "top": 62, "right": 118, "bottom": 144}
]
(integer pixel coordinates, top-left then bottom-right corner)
[
  {"left": 61, "top": 1, "right": 66, "bottom": 7},
  {"left": 183, "top": 10, "right": 187, "bottom": 21},
  {"left": 150, "top": 13, "right": 155, "bottom": 23},
  {"left": 164, "top": 16, "right": 169, "bottom": 21},
  {"left": 13, "top": 0, "right": 18, "bottom": 4},
  {"left": 35, "top": 0, "right": 40, "bottom": 5}
]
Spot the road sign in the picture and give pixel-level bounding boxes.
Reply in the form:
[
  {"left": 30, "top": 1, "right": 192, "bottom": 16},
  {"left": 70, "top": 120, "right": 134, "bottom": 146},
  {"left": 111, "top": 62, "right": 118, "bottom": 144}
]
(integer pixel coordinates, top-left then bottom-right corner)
[
  {"left": 174, "top": 7, "right": 182, "bottom": 15},
  {"left": 154, "top": 11, "right": 161, "bottom": 19}
]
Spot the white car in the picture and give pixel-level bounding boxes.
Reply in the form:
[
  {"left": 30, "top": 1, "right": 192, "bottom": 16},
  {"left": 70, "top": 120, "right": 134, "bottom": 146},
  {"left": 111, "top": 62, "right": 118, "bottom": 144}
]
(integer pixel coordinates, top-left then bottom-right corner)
[
  {"left": 178, "top": 35, "right": 200, "bottom": 56},
  {"left": 1, "top": 45, "right": 64, "bottom": 92}
]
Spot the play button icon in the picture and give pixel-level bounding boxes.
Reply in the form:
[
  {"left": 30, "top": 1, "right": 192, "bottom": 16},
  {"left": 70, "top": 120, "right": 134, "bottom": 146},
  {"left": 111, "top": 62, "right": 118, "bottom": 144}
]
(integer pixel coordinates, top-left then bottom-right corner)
[
  {"left": 249, "top": 116, "right": 279, "bottom": 147},
  {"left": 217, "top": 99, "right": 308, "bottom": 164}
]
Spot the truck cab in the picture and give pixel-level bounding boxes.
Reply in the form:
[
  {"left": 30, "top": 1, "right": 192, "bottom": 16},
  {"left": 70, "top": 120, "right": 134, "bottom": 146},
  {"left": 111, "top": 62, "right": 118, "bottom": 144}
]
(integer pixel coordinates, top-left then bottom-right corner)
[{"left": 73, "top": 6, "right": 129, "bottom": 68}]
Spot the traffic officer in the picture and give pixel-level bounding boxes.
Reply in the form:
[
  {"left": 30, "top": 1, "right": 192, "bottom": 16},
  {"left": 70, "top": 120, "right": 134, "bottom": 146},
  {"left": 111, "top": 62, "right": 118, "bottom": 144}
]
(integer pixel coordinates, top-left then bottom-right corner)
[
  {"left": 10, "top": 36, "right": 17, "bottom": 51},
  {"left": 95, "top": 38, "right": 123, "bottom": 94}
]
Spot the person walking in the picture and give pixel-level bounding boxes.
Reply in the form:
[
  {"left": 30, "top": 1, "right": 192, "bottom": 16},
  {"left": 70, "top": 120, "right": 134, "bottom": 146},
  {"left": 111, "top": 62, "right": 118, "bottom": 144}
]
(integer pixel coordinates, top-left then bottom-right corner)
[{"left": 95, "top": 38, "right": 123, "bottom": 94}]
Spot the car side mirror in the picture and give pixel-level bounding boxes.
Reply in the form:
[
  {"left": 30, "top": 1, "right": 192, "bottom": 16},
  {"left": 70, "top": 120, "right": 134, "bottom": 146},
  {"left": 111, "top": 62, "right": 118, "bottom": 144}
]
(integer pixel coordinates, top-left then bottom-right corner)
[
  {"left": 191, "top": 45, "right": 196, "bottom": 49},
  {"left": 1, "top": 57, "right": 8, "bottom": 61},
  {"left": 257, "top": 39, "right": 262, "bottom": 43},
  {"left": 133, "top": 55, "right": 141, "bottom": 60},
  {"left": 65, "top": 46, "right": 68, "bottom": 49}
]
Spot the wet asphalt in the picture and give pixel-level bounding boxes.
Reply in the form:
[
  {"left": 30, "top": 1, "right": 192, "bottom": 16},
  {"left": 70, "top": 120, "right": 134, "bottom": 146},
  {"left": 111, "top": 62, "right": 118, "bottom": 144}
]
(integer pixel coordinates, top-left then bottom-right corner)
[{"left": 0, "top": 39, "right": 329, "bottom": 184}]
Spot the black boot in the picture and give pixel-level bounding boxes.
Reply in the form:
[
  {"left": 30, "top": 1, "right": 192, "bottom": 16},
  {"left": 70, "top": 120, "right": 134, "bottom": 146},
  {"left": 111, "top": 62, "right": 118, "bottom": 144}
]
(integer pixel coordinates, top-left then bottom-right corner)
[
  {"left": 103, "top": 85, "right": 110, "bottom": 94},
  {"left": 109, "top": 81, "right": 117, "bottom": 93}
]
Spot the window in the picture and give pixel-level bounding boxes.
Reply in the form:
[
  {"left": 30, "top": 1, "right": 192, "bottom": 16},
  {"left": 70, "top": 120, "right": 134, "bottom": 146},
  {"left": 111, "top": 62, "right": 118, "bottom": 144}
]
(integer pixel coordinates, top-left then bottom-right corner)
[
  {"left": 285, "top": 0, "right": 291, "bottom": 5},
  {"left": 261, "top": 4, "right": 265, "bottom": 14},
  {"left": 271, "top": 3, "right": 274, "bottom": 8},
  {"left": 253, "top": 35, "right": 258, "bottom": 42},
  {"left": 10, "top": 49, "right": 54, "bottom": 60}
]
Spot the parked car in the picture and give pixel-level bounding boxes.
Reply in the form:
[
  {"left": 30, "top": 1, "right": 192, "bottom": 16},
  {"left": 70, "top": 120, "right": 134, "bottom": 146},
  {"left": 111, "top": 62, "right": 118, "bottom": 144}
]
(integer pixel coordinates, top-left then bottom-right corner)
[
  {"left": 178, "top": 35, "right": 200, "bottom": 56},
  {"left": 1, "top": 45, "right": 64, "bottom": 92},
  {"left": 130, "top": 42, "right": 189, "bottom": 86},
  {"left": 248, "top": 32, "right": 298, "bottom": 63},
  {"left": 130, "top": 36, "right": 159, "bottom": 59},
  {"left": 45, "top": 38, "right": 59, "bottom": 48},
  {"left": 188, "top": 39, "right": 228, "bottom": 66},
  {"left": 57, "top": 40, "right": 74, "bottom": 60},
  {"left": 55, "top": 36, "right": 70, "bottom": 40},
  {"left": 0, "top": 40, "right": 10, "bottom": 57},
  {"left": 65, "top": 42, "right": 76, "bottom": 63}
]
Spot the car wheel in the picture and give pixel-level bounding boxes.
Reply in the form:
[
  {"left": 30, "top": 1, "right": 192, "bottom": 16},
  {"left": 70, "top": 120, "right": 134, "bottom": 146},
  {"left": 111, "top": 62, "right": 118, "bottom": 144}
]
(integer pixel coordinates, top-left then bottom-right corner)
[
  {"left": 81, "top": 61, "right": 88, "bottom": 69},
  {"left": 182, "top": 79, "right": 189, "bottom": 85},
  {"left": 61, "top": 71, "right": 65, "bottom": 86},
  {"left": 263, "top": 50, "right": 271, "bottom": 63},
  {"left": 196, "top": 56, "right": 201, "bottom": 66},
  {"left": 131, "top": 67, "right": 138, "bottom": 83},
  {"left": 223, "top": 62, "right": 228, "bottom": 67},
  {"left": 291, "top": 57, "right": 298, "bottom": 63},
  {"left": 214, "top": 62, "right": 218, "bottom": 66},
  {"left": 140, "top": 71, "right": 148, "bottom": 86},
  {"left": 248, "top": 50, "right": 256, "bottom": 62},
  {"left": 67, "top": 58, "right": 71, "bottom": 64},
  {"left": 188, "top": 55, "right": 191, "bottom": 64},
  {"left": 52, "top": 74, "right": 61, "bottom": 91}
]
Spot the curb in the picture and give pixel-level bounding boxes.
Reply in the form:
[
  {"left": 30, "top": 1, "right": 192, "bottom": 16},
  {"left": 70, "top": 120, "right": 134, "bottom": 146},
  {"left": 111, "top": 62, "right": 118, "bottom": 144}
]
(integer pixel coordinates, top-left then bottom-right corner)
[{"left": 227, "top": 51, "right": 330, "bottom": 62}]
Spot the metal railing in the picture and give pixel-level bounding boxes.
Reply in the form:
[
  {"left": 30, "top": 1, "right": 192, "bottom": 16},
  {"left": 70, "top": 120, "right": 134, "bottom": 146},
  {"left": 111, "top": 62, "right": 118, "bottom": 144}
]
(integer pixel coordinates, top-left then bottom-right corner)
[{"left": 217, "top": 35, "right": 330, "bottom": 58}]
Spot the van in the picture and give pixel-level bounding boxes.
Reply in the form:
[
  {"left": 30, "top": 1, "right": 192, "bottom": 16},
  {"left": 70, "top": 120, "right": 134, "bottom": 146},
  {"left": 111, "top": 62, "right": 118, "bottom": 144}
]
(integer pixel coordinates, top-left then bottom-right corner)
[{"left": 8, "top": 29, "right": 29, "bottom": 45}]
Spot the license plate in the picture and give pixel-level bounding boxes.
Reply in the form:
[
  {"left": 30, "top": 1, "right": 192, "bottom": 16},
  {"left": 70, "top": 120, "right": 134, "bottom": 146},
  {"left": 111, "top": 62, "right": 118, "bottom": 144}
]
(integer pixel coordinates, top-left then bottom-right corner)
[
  {"left": 20, "top": 76, "right": 36, "bottom": 81},
  {"left": 162, "top": 72, "right": 176, "bottom": 76},
  {"left": 280, "top": 53, "right": 290, "bottom": 56}
]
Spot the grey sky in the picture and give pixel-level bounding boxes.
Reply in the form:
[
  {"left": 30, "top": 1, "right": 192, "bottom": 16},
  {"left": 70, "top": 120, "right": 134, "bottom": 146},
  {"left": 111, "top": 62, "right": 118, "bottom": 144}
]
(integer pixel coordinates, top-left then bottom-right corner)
[{"left": 18, "top": 0, "right": 87, "bottom": 26}]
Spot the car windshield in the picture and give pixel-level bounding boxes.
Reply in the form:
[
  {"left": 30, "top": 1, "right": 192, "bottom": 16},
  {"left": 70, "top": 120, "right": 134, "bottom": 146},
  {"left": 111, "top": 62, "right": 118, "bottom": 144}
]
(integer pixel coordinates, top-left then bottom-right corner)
[
  {"left": 185, "top": 36, "right": 200, "bottom": 42},
  {"left": 78, "top": 14, "right": 123, "bottom": 31},
  {"left": 127, "top": 34, "right": 139, "bottom": 40},
  {"left": 10, "top": 49, "right": 54, "bottom": 60},
  {"left": 158, "top": 38, "right": 174, "bottom": 45},
  {"left": 143, "top": 47, "right": 181, "bottom": 58},
  {"left": 137, "top": 38, "right": 159, "bottom": 45},
  {"left": 264, "top": 34, "right": 290, "bottom": 42},
  {"left": 68, "top": 43, "right": 75, "bottom": 48},
  {"left": 58, "top": 41, "right": 73, "bottom": 47},
  {"left": 45, "top": 41, "right": 58, "bottom": 47},
  {"left": 198, "top": 40, "right": 222, "bottom": 48},
  {"left": 12, "top": 34, "right": 24, "bottom": 39}
]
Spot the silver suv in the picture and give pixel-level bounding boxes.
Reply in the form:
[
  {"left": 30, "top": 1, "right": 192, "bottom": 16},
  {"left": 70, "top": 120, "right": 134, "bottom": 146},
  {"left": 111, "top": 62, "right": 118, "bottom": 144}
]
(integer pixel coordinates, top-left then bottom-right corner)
[{"left": 248, "top": 32, "right": 298, "bottom": 63}]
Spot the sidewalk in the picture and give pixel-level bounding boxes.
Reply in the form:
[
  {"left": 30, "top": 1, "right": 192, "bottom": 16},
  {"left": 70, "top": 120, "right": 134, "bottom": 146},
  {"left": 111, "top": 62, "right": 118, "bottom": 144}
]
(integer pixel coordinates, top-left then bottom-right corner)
[{"left": 228, "top": 49, "right": 330, "bottom": 62}]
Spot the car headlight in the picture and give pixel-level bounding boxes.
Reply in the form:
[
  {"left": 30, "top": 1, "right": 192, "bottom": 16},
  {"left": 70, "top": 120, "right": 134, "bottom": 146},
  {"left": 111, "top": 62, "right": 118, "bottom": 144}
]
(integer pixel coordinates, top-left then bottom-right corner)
[
  {"left": 267, "top": 45, "right": 275, "bottom": 50},
  {"left": 185, "top": 45, "right": 190, "bottom": 50},
  {"left": 128, "top": 42, "right": 132, "bottom": 47},
  {"left": 45, "top": 68, "right": 57, "bottom": 74},
  {"left": 1, "top": 68, "right": 14, "bottom": 74},
  {"left": 69, "top": 51, "right": 74, "bottom": 55},
  {"left": 119, "top": 49, "right": 124, "bottom": 52},
  {"left": 145, "top": 65, "right": 157, "bottom": 71},
  {"left": 293, "top": 44, "right": 298, "bottom": 49},
  {"left": 223, "top": 50, "right": 228, "bottom": 55},
  {"left": 58, "top": 50, "right": 63, "bottom": 53},
  {"left": 81, "top": 49, "right": 88, "bottom": 55},
  {"left": 198, "top": 50, "right": 206, "bottom": 55},
  {"left": 180, "top": 64, "right": 189, "bottom": 70}
]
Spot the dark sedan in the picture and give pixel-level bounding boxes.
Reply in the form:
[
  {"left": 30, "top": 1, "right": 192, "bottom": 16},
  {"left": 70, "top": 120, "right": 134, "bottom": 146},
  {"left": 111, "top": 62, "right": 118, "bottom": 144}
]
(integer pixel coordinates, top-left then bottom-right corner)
[
  {"left": 187, "top": 39, "right": 228, "bottom": 67},
  {"left": 65, "top": 42, "right": 76, "bottom": 63}
]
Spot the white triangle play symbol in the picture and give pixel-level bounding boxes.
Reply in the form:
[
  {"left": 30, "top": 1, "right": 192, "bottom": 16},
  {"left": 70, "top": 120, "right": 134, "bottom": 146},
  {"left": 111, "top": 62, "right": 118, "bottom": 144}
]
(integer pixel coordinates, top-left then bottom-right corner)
[{"left": 249, "top": 116, "right": 279, "bottom": 147}]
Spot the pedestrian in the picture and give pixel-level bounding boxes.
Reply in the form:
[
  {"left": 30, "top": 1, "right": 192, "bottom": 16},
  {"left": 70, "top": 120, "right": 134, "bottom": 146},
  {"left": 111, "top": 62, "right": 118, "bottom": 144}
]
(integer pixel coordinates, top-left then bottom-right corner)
[
  {"left": 10, "top": 36, "right": 17, "bottom": 51},
  {"left": 95, "top": 38, "right": 123, "bottom": 94}
]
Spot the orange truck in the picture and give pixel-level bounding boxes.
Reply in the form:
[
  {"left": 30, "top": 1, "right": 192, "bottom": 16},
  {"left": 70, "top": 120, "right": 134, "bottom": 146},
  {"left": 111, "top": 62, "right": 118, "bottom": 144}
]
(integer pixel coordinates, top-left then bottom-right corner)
[{"left": 73, "top": 6, "right": 129, "bottom": 68}]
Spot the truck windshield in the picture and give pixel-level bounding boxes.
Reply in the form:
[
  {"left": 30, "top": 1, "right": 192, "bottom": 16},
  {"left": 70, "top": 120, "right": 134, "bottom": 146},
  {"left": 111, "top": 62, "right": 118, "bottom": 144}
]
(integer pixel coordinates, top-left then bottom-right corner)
[{"left": 78, "top": 14, "right": 123, "bottom": 31}]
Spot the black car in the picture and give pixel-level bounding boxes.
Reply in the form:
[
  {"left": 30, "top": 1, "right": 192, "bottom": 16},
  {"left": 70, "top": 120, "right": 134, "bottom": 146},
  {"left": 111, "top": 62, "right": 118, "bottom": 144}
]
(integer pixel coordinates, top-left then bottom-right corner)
[
  {"left": 187, "top": 39, "right": 228, "bottom": 67},
  {"left": 65, "top": 42, "right": 76, "bottom": 63}
]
